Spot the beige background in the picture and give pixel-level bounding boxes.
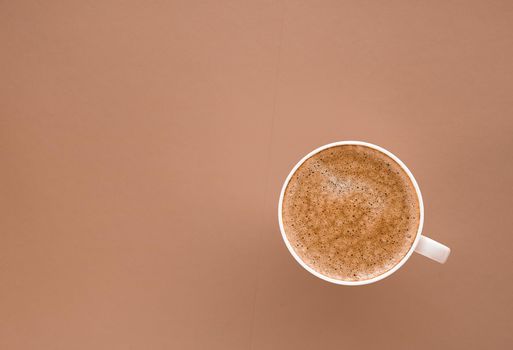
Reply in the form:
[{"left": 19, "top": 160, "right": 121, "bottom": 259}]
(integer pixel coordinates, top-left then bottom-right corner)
[{"left": 2, "top": 1, "right": 513, "bottom": 349}]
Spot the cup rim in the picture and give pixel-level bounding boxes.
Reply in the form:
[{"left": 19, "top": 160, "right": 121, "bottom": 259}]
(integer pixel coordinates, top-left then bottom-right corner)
[{"left": 277, "top": 141, "right": 425, "bottom": 286}]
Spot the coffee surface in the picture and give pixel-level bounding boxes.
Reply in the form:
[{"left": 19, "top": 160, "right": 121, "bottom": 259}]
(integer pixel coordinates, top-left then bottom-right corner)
[{"left": 281, "top": 145, "right": 420, "bottom": 281}]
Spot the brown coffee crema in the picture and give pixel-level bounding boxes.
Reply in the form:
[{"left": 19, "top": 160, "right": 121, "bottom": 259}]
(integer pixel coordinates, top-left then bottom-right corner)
[{"left": 282, "top": 145, "right": 420, "bottom": 281}]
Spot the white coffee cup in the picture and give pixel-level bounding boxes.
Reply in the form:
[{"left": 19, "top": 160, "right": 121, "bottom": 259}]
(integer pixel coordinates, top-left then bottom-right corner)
[{"left": 278, "top": 141, "right": 450, "bottom": 286}]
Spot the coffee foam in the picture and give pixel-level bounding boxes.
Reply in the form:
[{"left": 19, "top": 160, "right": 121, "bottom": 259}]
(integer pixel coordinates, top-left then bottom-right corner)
[{"left": 282, "top": 145, "right": 420, "bottom": 282}]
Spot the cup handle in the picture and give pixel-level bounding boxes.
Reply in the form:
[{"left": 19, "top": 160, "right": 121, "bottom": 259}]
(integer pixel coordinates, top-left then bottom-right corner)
[{"left": 414, "top": 236, "right": 451, "bottom": 264}]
